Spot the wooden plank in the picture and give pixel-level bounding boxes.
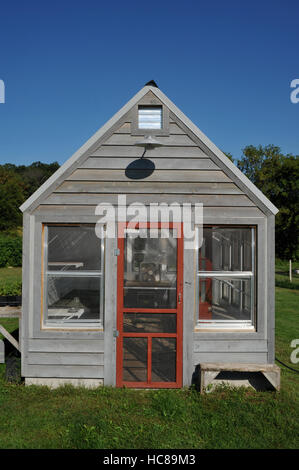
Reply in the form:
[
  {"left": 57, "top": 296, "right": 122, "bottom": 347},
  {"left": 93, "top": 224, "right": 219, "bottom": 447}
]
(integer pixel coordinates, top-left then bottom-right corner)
[
  {"left": 46, "top": 192, "right": 254, "bottom": 207},
  {"left": 194, "top": 340, "right": 268, "bottom": 353},
  {"left": 183, "top": 247, "right": 195, "bottom": 386},
  {"left": 79, "top": 157, "right": 220, "bottom": 170},
  {"left": 66, "top": 169, "right": 231, "bottom": 183},
  {"left": 27, "top": 352, "right": 104, "bottom": 366},
  {"left": 20, "top": 213, "right": 32, "bottom": 374},
  {"left": 114, "top": 122, "right": 131, "bottom": 133},
  {"left": 91, "top": 145, "right": 208, "bottom": 158},
  {"left": 199, "top": 362, "right": 280, "bottom": 372},
  {"left": 35, "top": 205, "right": 263, "bottom": 219},
  {"left": 104, "top": 134, "right": 196, "bottom": 146},
  {"left": 169, "top": 123, "right": 187, "bottom": 134},
  {"left": 27, "top": 330, "right": 104, "bottom": 340},
  {"left": 104, "top": 236, "right": 117, "bottom": 386},
  {"left": 203, "top": 207, "right": 264, "bottom": 218},
  {"left": 32, "top": 221, "right": 43, "bottom": 339},
  {"left": 256, "top": 220, "right": 267, "bottom": 338},
  {"left": 0, "top": 306, "right": 21, "bottom": 318},
  {"left": 23, "top": 364, "right": 104, "bottom": 379},
  {"left": 267, "top": 215, "right": 275, "bottom": 363},
  {"left": 0, "top": 325, "right": 20, "bottom": 351},
  {"left": 27, "top": 339, "right": 104, "bottom": 353},
  {"left": 193, "top": 352, "right": 268, "bottom": 364},
  {"left": 55, "top": 182, "right": 241, "bottom": 195},
  {"left": 113, "top": 122, "right": 186, "bottom": 135}
]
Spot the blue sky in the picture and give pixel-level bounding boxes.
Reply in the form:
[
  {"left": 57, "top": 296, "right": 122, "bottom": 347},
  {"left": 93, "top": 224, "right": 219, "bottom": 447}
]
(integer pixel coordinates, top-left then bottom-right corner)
[{"left": 0, "top": 0, "right": 298, "bottom": 166}]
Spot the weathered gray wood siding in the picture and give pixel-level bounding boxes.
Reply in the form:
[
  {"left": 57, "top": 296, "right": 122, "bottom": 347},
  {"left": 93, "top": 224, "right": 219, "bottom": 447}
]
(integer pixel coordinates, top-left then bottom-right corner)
[
  {"left": 23, "top": 338, "right": 104, "bottom": 378},
  {"left": 22, "top": 92, "right": 271, "bottom": 385},
  {"left": 41, "top": 118, "right": 255, "bottom": 209},
  {"left": 21, "top": 214, "right": 106, "bottom": 381}
]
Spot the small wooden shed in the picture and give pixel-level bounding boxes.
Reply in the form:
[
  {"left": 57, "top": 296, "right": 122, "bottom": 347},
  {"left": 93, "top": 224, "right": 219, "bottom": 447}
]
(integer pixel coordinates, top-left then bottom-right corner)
[{"left": 19, "top": 82, "right": 279, "bottom": 389}]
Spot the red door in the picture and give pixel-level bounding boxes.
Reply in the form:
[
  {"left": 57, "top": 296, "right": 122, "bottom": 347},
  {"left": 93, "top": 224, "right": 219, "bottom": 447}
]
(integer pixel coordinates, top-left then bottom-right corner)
[{"left": 116, "top": 222, "right": 183, "bottom": 388}]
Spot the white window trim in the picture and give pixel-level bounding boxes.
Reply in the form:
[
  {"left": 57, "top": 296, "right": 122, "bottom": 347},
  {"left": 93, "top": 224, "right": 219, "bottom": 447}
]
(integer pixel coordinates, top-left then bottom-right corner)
[
  {"left": 41, "top": 224, "right": 105, "bottom": 330},
  {"left": 195, "top": 226, "right": 256, "bottom": 331}
]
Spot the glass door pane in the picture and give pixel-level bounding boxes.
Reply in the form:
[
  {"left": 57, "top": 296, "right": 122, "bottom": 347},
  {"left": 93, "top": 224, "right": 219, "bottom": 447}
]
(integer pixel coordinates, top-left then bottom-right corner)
[{"left": 124, "top": 229, "right": 177, "bottom": 309}]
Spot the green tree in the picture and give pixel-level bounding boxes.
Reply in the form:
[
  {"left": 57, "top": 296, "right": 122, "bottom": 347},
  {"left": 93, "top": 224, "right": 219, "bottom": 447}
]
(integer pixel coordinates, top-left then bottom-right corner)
[
  {"left": 237, "top": 145, "right": 299, "bottom": 259},
  {"left": 0, "top": 168, "right": 25, "bottom": 231}
]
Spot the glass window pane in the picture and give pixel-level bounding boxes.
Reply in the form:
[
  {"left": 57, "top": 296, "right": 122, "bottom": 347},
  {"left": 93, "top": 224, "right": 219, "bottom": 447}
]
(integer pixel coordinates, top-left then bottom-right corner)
[
  {"left": 199, "top": 227, "right": 253, "bottom": 272},
  {"left": 138, "top": 106, "right": 162, "bottom": 129},
  {"left": 123, "top": 338, "right": 147, "bottom": 382},
  {"left": 198, "top": 277, "right": 252, "bottom": 322},
  {"left": 47, "top": 225, "right": 102, "bottom": 272},
  {"left": 151, "top": 338, "right": 176, "bottom": 382},
  {"left": 47, "top": 275, "right": 102, "bottom": 323},
  {"left": 123, "top": 313, "right": 176, "bottom": 333},
  {"left": 124, "top": 230, "right": 177, "bottom": 309}
]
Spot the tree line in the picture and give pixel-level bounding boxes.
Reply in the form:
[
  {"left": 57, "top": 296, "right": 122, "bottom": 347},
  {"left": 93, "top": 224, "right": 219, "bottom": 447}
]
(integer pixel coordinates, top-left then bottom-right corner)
[{"left": 0, "top": 145, "right": 298, "bottom": 259}]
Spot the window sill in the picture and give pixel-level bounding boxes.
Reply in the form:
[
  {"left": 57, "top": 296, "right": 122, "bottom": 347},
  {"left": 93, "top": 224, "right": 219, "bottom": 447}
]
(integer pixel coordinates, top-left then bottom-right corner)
[
  {"left": 42, "top": 324, "right": 104, "bottom": 332},
  {"left": 194, "top": 326, "right": 255, "bottom": 333}
]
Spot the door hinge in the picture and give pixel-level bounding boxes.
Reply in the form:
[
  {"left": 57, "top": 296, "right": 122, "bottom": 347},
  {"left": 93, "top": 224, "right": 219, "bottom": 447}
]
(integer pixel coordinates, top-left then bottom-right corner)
[
  {"left": 114, "top": 248, "right": 120, "bottom": 256},
  {"left": 113, "top": 329, "right": 119, "bottom": 337}
]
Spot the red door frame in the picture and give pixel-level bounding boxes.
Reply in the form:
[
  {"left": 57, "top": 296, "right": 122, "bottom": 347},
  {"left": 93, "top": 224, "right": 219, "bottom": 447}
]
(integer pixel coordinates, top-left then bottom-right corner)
[{"left": 116, "top": 222, "right": 183, "bottom": 388}]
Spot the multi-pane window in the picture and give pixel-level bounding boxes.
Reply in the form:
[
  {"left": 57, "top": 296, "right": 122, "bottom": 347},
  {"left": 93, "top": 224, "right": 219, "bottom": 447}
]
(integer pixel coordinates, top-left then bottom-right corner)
[
  {"left": 42, "top": 224, "right": 104, "bottom": 328},
  {"left": 196, "top": 226, "right": 255, "bottom": 329},
  {"left": 138, "top": 105, "right": 162, "bottom": 129}
]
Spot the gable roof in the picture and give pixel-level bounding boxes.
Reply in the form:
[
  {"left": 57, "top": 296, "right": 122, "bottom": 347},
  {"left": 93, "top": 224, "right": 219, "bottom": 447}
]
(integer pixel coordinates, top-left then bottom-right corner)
[{"left": 20, "top": 84, "right": 278, "bottom": 215}]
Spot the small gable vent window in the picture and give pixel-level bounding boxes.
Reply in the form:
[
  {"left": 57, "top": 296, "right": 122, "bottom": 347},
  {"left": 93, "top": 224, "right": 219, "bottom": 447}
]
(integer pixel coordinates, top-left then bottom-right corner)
[{"left": 138, "top": 105, "right": 162, "bottom": 129}]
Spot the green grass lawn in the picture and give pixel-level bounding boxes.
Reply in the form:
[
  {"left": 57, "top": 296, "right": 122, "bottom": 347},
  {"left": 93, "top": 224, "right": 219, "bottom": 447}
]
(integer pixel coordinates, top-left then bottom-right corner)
[
  {"left": 275, "top": 259, "right": 299, "bottom": 290},
  {"left": 0, "top": 268, "right": 298, "bottom": 448},
  {"left": 0, "top": 267, "right": 22, "bottom": 283}
]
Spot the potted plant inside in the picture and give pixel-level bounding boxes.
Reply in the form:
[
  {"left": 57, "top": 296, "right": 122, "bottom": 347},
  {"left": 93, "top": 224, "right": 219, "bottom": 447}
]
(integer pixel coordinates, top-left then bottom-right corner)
[{"left": 0, "top": 281, "right": 22, "bottom": 306}]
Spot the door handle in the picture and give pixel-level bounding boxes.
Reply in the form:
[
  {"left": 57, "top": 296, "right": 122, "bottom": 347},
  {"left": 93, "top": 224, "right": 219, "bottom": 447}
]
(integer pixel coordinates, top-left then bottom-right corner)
[{"left": 178, "top": 293, "right": 182, "bottom": 304}]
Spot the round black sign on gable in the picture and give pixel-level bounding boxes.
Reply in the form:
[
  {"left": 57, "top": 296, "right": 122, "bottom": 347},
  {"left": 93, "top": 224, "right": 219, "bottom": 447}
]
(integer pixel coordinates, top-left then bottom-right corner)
[{"left": 125, "top": 158, "right": 155, "bottom": 180}]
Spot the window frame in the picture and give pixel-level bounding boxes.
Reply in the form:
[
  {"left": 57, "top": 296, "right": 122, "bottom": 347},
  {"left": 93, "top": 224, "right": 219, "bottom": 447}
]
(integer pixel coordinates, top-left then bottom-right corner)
[
  {"left": 195, "top": 225, "right": 256, "bottom": 331},
  {"left": 41, "top": 223, "right": 105, "bottom": 330},
  {"left": 131, "top": 101, "right": 170, "bottom": 136},
  {"left": 138, "top": 105, "right": 163, "bottom": 130}
]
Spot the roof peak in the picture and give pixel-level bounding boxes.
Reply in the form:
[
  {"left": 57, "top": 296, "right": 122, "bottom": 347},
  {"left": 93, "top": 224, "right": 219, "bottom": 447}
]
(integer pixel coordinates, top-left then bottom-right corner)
[{"left": 144, "top": 80, "right": 158, "bottom": 88}]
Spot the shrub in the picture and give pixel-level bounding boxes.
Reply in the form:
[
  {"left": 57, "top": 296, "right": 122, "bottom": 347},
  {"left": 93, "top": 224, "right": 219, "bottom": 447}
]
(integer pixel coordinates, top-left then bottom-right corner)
[
  {"left": 0, "top": 234, "right": 22, "bottom": 267},
  {"left": 0, "top": 280, "right": 22, "bottom": 296},
  {"left": 275, "top": 279, "right": 299, "bottom": 290}
]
